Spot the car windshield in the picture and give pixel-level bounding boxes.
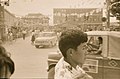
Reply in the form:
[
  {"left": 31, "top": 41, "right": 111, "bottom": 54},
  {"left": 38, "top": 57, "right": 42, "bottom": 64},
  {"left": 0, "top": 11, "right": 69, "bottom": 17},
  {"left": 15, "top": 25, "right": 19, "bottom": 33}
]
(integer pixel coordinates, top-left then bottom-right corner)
[{"left": 39, "top": 32, "right": 56, "bottom": 37}]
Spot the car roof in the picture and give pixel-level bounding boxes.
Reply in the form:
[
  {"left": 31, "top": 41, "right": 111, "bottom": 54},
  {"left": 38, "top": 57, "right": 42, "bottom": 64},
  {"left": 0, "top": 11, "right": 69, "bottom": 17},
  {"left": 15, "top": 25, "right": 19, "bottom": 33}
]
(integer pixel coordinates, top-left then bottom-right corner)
[{"left": 85, "top": 31, "right": 120, "bottom": 36}]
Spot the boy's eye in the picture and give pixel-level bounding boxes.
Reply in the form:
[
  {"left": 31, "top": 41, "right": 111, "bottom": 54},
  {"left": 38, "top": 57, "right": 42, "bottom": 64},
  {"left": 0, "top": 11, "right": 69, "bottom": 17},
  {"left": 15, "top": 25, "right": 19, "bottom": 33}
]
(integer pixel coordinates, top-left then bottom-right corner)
[
  {"left": 82, "top": 47, "right": 85, "bottom": 50},
  {"left": 82, "top": 45, "right": 87, "bottom": 50}
]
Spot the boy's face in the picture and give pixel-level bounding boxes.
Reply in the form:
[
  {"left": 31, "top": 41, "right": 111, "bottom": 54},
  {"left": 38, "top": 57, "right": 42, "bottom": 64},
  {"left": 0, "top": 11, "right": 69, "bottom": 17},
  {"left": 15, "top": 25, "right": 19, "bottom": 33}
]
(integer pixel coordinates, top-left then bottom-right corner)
[{"left": 71, "top": 43, "right": 87, "bottom": 65}]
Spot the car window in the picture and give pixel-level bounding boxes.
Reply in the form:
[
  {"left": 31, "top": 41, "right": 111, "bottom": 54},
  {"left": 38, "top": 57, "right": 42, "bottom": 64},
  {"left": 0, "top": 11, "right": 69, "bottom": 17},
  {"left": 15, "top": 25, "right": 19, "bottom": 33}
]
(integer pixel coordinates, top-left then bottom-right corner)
[
  {"left": 88, "top": 36, "right": 99, "bottom": 46},
  {"left": 87, "top": 36, "right": 103, "bottom": 55}
]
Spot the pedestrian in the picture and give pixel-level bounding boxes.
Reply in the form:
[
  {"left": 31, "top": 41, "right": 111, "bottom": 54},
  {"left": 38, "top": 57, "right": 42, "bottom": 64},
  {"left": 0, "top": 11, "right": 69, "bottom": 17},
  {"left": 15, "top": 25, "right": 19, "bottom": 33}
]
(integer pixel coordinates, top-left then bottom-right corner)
[
  {"left": 22, "top": 30, "right": 27, "bottom": 40},
  {"left": 0, "top": 45, "right": 15, "bottom": 78},
  {"left": 8, "top": 31, "right": 13, "bottom": 44},
  {"left": 54, "top": 29, "right": 93, "bottom": 79},
  {"left": 31, "top": 30, "right": 35, "bottom": 45}
]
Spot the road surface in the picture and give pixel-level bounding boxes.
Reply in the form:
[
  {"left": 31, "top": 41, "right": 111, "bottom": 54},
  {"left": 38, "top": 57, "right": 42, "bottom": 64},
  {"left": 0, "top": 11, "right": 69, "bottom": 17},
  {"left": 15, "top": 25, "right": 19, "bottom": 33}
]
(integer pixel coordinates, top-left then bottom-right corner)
[{"left": 3, "top": 36, "right": 57, "bottom": 78}]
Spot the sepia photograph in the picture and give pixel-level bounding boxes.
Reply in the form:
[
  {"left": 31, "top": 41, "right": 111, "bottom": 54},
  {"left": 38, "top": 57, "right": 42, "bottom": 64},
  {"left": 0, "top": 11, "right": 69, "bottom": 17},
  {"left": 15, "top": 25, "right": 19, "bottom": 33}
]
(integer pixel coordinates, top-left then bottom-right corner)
[{"left": 0, "top": 0, "right": 120, "bottom": 79}]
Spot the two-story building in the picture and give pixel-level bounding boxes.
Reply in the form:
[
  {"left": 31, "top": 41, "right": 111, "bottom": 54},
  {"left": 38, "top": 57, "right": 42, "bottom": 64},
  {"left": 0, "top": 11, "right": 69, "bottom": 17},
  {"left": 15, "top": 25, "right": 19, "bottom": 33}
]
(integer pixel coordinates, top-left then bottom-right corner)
[
  {"left": 21, "top": 13, "right": 49, "bottom": 31},
  {"left": 53, "top": 8, "right": 103, "bottom": 31},
  {"left": 0, "top": 6, "right": 18, "bottom": 41}
]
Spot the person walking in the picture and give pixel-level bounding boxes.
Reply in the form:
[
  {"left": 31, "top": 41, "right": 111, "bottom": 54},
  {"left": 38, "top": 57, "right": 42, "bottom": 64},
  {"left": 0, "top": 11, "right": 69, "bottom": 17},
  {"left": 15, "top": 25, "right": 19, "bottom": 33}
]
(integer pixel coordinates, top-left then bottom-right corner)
[
  {"left": 8, "top": 31, "right": 13, "bottom": 44},
  {"left": 22, "top": 30, "right": 27, "bottom": 40},
  {"left": 31, "top": 30, "right": 35, "bottom": 45},
  {"left": 54, "top": 29, "right": 93, "bottom": 79}
]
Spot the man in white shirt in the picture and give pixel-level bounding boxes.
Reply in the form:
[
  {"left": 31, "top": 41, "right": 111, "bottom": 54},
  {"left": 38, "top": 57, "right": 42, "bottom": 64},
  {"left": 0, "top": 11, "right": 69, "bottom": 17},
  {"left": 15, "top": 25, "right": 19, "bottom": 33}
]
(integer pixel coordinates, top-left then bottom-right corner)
[
  {"left": 22, "top": 30, "right": 27, "bottom": 40},
  {"left": 54, "top": 29, "right": 93, "bottom": 79}
]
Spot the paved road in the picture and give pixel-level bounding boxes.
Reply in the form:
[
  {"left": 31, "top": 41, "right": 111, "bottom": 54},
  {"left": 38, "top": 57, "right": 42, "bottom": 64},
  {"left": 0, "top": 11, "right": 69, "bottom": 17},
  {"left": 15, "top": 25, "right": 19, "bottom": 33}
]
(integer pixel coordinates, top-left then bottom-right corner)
[{"left": 3, "top": 36, "right": 57, "bottom": 78}]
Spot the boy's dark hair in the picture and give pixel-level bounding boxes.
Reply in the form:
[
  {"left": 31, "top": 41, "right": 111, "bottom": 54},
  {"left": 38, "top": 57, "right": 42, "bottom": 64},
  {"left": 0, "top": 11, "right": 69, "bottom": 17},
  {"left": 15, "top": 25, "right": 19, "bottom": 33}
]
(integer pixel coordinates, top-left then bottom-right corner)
[
  {"left": 58, "top": 29, "right": 88, "bottom": 58},
  {"left": 0, "top": 46, "right": 15, "bottom": 75}
]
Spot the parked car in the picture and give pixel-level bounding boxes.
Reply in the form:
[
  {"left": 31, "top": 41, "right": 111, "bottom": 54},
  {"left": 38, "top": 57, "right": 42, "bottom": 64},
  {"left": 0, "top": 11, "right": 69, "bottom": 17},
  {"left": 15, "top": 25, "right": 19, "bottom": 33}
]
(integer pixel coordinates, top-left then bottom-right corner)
[
  {"left": 47, "top": 31, "right": 120, "bottom": 79},
  {"left": 34, "top": 32, "right": 57, "bottom": 48}
]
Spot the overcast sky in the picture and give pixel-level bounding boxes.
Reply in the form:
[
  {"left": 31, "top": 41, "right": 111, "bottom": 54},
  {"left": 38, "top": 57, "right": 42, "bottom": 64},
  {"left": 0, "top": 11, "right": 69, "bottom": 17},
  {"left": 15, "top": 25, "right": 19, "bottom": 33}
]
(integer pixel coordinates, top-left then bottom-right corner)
[{"left": 5, "top": 0, "right": 104, "bottom": 16}]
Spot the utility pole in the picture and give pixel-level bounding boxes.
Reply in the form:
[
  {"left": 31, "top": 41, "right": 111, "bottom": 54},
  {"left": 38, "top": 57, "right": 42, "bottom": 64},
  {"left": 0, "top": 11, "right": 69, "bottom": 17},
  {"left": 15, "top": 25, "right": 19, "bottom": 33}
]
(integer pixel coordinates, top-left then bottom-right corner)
[{"left": 106, "top": 0, "right": 110, "bottom": 28}]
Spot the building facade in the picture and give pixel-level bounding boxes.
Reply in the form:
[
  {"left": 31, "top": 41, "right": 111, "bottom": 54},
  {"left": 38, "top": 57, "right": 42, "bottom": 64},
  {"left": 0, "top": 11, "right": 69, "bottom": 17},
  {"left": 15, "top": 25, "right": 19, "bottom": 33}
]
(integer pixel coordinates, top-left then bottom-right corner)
[
  {"left": 21, "top": 13, "right": 49, "bottom": 30},
  {"left": 0, "top": 6, "right": 18, "bottom": 41},
  {"left": 53, "top": 8, "right": 103, "bottom": 31}
]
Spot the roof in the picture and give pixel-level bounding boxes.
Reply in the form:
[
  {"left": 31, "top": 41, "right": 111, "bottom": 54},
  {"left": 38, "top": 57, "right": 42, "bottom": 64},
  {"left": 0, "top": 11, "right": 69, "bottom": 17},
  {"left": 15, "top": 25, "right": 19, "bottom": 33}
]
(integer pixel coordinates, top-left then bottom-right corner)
[{"left": 85, "top": 31, "right": 120, "bottom": 36}]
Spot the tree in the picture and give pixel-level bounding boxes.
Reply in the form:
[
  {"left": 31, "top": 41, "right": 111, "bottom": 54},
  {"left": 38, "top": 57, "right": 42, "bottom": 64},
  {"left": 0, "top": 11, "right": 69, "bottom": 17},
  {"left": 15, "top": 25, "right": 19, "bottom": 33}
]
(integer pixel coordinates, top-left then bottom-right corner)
[{"left": 110, "top": 0, "right": 120, "bottom": 20}]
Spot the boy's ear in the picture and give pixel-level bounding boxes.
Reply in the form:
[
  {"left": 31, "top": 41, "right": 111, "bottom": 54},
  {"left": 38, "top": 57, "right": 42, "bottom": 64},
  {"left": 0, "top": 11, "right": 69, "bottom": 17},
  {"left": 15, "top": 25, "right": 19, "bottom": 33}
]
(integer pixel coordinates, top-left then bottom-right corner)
[{"left": 66, "top": 48, "right": 73, "bottom": 56}]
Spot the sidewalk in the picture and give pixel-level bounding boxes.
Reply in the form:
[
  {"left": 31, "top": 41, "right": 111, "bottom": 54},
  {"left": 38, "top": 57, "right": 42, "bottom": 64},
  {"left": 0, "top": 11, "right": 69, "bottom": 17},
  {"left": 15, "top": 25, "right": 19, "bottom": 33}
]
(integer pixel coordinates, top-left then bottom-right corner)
[{"left": 2, "top": 36, "right": 31, "bottom": 47}]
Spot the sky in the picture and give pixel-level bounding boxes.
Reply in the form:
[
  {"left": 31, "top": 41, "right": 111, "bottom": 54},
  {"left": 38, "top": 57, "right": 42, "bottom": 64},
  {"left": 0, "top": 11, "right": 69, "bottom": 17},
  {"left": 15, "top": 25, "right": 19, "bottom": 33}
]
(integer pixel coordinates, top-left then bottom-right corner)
[
  {"left": 5, "top": 0, "right": 104, "bottom": 16},
  {"left": 4, "top": 0, "right": 105, "bottom": 24}
]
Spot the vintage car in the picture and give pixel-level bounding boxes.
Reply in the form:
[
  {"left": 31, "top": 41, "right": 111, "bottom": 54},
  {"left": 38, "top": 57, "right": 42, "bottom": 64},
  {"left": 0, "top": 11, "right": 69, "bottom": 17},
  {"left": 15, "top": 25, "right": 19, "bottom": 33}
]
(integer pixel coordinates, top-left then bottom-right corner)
[
  {"left": 34, "top": 32, "right": 57, "bottom": 48},
  {"left": 47, "top": 31, "right": 120, "bottom": 79}
]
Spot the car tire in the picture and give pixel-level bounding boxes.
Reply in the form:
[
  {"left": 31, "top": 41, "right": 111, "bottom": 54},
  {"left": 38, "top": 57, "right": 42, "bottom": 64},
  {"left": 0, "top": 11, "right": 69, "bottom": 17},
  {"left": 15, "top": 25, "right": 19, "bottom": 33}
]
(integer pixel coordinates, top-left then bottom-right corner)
[
  {"left": 48, "top": 67, "right": 55, "bottom": 79},
  {"left": 35, "top": 45, "right": 39, "bottom": 48}
]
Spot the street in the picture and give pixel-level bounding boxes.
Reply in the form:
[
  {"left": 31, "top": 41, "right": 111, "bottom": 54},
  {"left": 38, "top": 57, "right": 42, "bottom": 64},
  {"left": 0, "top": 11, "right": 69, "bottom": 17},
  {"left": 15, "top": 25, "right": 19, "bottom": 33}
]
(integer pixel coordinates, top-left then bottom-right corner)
[
  {"left": 0, "top": 0, "right": 120, "bottom": 79},
  {"left": 3, "top": 36, "right": 57, "bottom": 78}
]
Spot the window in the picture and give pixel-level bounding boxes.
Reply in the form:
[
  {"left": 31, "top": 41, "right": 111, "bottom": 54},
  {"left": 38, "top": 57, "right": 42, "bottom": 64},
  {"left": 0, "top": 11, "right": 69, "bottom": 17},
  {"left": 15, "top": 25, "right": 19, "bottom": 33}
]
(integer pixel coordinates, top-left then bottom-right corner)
[{"left": 87, "top": 36, "right": 103, "bottom": 55}]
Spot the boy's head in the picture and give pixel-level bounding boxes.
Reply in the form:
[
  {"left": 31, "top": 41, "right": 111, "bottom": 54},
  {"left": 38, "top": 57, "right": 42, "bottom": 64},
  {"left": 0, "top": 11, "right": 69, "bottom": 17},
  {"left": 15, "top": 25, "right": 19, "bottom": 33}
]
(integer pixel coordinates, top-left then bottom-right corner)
[{"left": 59, "top": 29, "right": 88, "bottom": 57}]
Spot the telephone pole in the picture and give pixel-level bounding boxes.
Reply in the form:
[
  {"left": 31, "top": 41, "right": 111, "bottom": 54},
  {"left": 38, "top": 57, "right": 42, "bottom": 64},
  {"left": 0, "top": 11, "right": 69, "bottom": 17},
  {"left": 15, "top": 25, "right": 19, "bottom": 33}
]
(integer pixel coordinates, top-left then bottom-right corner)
[{"left": 106, "top": 0, "right": 110, "bottom": 28}]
